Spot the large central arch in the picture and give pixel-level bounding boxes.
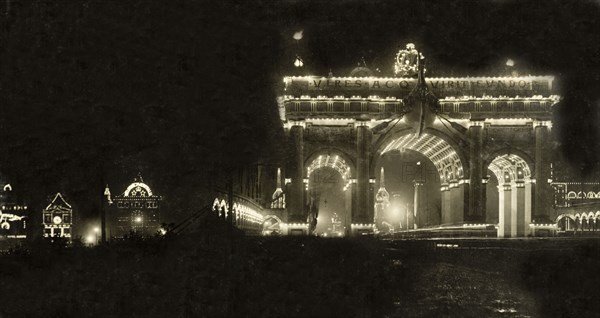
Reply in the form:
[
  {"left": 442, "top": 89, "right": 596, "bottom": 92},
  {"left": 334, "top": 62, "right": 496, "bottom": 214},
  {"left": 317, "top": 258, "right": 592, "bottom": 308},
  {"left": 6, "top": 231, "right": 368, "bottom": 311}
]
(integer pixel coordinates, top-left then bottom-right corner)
[
  {"left": 377, "top": 130, "right": 467, "bottom": 226},
  {"left": 380, "top": 132, "right": 465, "bottom": 183}
]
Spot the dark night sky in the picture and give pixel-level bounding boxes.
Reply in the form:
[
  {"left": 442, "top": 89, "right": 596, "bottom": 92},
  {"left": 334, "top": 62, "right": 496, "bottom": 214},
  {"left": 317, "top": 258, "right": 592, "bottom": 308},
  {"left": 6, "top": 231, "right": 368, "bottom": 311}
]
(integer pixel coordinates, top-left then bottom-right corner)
[{"left": 1, "top": 0, "right": 599, "bottom": 226}]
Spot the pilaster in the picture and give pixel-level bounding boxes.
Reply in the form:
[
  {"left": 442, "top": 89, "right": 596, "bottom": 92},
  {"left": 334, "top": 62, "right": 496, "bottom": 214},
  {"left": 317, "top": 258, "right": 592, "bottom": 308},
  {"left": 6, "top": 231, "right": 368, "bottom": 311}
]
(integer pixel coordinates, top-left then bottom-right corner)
[
  {"left": 288, "top": 125, "right": 305, "bottom": 223},
  {"left": 468, "top": 122, "right": 485, "bottom": 222}
]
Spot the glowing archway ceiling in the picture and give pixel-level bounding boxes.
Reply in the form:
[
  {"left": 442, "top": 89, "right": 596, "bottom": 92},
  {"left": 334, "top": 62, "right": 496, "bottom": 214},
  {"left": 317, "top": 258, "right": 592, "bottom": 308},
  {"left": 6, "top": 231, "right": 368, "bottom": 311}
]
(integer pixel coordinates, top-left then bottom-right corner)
[
  {"left": 381, "top": 133, "right": 463, "bottom": 182},
  {"left": 488, "top": 154, "right": 531, "bottom": 184},
  {"left": 307, "top": 155, "right": 351, "bottom": 180}
]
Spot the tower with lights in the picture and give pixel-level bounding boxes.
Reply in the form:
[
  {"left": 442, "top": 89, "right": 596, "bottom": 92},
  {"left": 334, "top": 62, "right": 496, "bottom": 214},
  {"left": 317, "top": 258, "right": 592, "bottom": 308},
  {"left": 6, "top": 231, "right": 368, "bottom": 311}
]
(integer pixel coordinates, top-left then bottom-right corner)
[
  {"left": 111, "top": 174, "right": 162, "bottom": 237},
  {"left": 42, "top": 193, "right": 73, "bottom": 240}
]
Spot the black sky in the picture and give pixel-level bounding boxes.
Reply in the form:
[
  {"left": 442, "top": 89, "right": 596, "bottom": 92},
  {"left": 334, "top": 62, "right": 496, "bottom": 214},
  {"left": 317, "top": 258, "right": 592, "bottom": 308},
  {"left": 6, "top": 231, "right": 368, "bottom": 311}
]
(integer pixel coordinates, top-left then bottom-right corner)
[{"left": 1, "top": 0, "right": 599, "bottom": 225}]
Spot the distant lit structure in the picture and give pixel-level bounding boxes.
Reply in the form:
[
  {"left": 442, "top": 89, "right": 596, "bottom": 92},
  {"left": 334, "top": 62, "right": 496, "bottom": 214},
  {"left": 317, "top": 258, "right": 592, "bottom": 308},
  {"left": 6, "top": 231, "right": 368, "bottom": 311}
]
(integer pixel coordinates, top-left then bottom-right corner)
[
  {"left": 111, "top": 175, "right": 162, "bottom": 237},
  {"left": 330, "top": 212, "right": 343, "bottom": 236},
  {"left": 42, "top": 193, "right": 73, "bottom": 240},
  {"left": 0, "top": 183, "right": 28, "bottom": 238},
  {"left": 551, "top": 182, "right": 600, "bottom": 235},
  {"left": 374, "top": 167, "right": 390, "bottom": 232}
]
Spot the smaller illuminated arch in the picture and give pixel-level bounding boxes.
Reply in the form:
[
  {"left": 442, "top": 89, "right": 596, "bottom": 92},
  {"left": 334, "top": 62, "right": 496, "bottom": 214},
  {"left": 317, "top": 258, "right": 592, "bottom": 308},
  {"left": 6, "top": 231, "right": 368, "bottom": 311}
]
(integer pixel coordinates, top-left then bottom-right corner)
[
  {"left": 488, "top": 154, "right": 531, "bottom": 185},
  {"left": 567, "top": 191, "right": 577, "bottom": 199},
  {"left": 588, "top": 212, "right": 595, "bottom": 219},
  {"left": 262, "top": 215, "right": 283, "bottom": 235},
  {"left": 306, "top": 154, "right": 352, "bottom": 181},
  {"left": 556, "top": 214, "right": 575, "bottom": 223},
  {"left": 212, "top": 198, "right": 221, "bottom": 210}
]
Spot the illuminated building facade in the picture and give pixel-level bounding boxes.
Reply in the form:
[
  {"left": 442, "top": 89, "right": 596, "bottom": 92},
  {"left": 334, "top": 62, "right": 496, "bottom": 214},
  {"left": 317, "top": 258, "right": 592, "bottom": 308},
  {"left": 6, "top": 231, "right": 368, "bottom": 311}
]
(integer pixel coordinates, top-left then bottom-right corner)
[
  {"left": 111, "top": 175, "right": 162, "bottom": 237},
  {"left": 277, "top": 44, "right": 558, "bottom": 237},
  {"left": 42, "top": 193, "right": 73, "bottom": 240},
  {"left": 0, "top": 183, "right": 28, "bottom": 238},
  {"left": 551, "top": 182, "right": 600, "bottom": 234}
]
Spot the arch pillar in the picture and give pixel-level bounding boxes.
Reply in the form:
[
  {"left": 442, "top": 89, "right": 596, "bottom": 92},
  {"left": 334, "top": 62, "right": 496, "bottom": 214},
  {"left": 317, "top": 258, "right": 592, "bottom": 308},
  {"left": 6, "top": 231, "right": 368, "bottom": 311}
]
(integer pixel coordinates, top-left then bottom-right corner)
[
  {"left": 440, "top": 180, "right": 466, "bottom": 225},
  {"left": 355, "top": 124, "right": 372, "bottom": 224},
  {"left": 511, "top": 181, "right": 526, "bottom": 236},
  {"left": 413, "top": 180, "right": 424, "bottom": 229},
  {"left": 288, "top": 125, "right": 305, "bottom": 224},
  {"left": 534, "top": 123, "right": 551, "bottom": 222},
  {"left": 497, "top": 181, "right": 532, "bottom": 237},
  {"left": 450, "top": 180, "right": 466, "bottom": 224},
  {"left": 468, "top": 123, "right": 485, "bottom": 222},
  {"left": 498, "top": 184, "right": 512, "bottom": 237},
  {"left": 441, "top": 183, "right": 451, "bottom": 224},
  {"left": 525, "top": 180, "right": 533, "bottom": 235}
]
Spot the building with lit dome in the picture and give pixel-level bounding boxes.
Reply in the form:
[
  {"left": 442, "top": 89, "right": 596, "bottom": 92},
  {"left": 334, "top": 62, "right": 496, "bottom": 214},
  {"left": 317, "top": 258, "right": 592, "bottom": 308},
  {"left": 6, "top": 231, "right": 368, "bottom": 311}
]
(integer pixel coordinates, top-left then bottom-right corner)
[{"left": 110, "top": 175, "right": 162, "bottom": 237}]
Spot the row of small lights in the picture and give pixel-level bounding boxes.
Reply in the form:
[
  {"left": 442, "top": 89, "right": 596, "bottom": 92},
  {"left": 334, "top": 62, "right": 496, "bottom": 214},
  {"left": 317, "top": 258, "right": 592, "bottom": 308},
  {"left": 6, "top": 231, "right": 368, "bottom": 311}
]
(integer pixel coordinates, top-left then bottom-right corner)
[
  {"left": 1, "top": 205, "right": 27, "bottom": 210},
  {"left": 570, "top": 213, "right": 600, "bottom": 219},
  {"left": 556, "top": 182, "right": 600, "bottom": 185},
  {"left": 212, "top": 197, "right": 264, "bottom": 224},
  {"left": 283, "top": 118, "right": 551, "bottom": 130},
  {"left": 529, "top": 224, "right": 557, "bottom": 227},
  {"left": 350, "top": 224, "right": 375, "bottom": 228},
  {"left": 342, "top": 179, "right": 357, "bottom": 192},
  {"left": 285, "top": 223, "right": 309, "bottom": 228},
  {"left": 283, "top": 75, "right": 555, "bottom": 81},
  {"left": 566, "top": 191, "right": 600, "bottom": 199},
  {"left": 439, "top": 180, "right": 470, "bottom": 191},
  {"left": 457, "top": 223, "right": 558, "bottom": 228},
  {"left": 306, "top": 155, "right": 351, "bottom": 181},
  {"left": 282, "top": 95, "right": 558, "bottom": 102}
]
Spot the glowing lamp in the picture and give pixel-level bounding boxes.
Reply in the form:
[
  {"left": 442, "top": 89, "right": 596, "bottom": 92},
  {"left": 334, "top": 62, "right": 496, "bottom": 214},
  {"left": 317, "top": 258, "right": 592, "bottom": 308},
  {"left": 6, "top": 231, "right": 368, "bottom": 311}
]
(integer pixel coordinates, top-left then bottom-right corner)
[{"left": 294, "top": 56, "right": 304, "bottom": 68}]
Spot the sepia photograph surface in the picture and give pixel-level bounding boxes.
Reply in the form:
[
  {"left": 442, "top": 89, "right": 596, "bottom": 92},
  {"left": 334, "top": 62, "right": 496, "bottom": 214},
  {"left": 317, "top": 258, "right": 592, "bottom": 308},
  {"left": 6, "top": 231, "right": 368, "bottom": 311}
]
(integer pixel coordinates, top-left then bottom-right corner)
[{"left": 1, "top": 1, "right": 599, "bottom": 317}]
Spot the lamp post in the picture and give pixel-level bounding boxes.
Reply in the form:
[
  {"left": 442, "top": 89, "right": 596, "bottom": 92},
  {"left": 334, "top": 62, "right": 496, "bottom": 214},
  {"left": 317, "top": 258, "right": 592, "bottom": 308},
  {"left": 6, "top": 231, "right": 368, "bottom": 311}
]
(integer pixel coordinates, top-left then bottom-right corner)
[
  {"left": 406, "top": 203, "right": 409, "bottom": 233},
  {"left": 413, "top": 161, "right": 424, "bottom": 230}
]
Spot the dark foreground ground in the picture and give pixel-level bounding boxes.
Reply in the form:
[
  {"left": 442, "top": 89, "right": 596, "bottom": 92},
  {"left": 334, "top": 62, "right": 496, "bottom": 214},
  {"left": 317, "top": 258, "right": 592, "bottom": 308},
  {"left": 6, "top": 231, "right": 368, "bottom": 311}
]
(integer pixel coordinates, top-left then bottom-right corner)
[{"left": 1, "top": 227, "right": 599, "bottom": 317}]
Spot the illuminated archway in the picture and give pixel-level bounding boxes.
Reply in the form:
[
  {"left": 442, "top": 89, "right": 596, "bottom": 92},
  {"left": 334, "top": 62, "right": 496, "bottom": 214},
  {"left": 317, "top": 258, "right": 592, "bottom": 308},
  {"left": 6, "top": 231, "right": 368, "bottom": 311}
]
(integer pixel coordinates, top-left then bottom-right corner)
[
  {"left": 556, "top": 214, "right": 575, "bottom": 232},
  {"left": 380, "top": 132, "right": 464, "bottom": 183},
  {"left": 487, "top": 154, "right": 532, "bottom": 237},
  {"left": 306, "top": 153, "right": 352, "bottom": 182},
  {"left": 378, "top": 131, "right": 466, "bottom": 227},
  {"left": 262, "top": 215, "right": 283, "bottom": 236},
  {"left": 305, "top": 153, "right": 353, "bottom": 236}
]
